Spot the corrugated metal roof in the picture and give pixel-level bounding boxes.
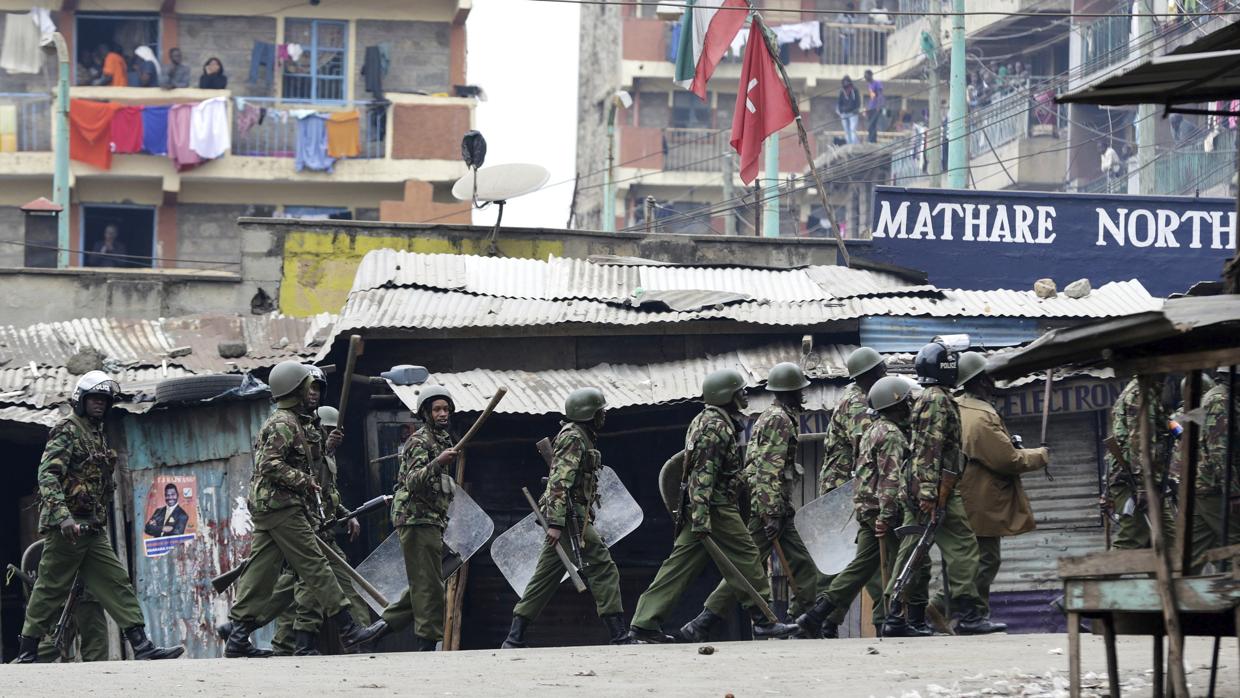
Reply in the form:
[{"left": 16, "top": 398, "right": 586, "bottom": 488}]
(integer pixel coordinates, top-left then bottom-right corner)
[
  {"left": 0, "top": 365, "right": 195, "bottom": 408},
  {"left": 860, "top": 316, "right": 1041, "bottom": 353},
  {"left": 0, "top": 404, "right": 61, "bottom": 427},
  {"left": 386, "top": 341, "right": 852, "bottom": 416},
  {"left": 348, "top": 250, "right": 933, "bottom": 303},
  {"left": 330, "top": 281, "right": 1160, "bottom": 337},
  {"left": 0, "top": 313, "right": 335, "bottom": 373}
]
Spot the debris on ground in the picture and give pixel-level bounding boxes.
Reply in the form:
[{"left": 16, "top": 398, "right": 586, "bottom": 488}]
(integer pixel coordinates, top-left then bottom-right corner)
[{"left": 698, "top": 646, "right": 715, "bottom": 655}]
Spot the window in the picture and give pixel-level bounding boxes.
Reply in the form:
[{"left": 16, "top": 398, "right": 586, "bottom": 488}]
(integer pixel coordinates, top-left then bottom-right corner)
[
  {"left": 277, "top": 206, "right": 353, "bottom": 220},
  {"left": 282, "top": 19, "right": 348, "bottom": 102},
  {"left": 81, "top": 205, "right": 156, "bottom": 268},
  {"left": 75, "top": 13, "right": 161, "bottom": 87},
  {"left": 671, "top": 91, "right": 712, "bottom": 129}
]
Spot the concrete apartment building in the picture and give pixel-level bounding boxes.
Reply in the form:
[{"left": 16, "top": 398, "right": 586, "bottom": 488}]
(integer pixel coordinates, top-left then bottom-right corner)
[
  {"left": 576, "top": 1, "right": 1239, "bottom": 240},
  {"left": 0, "top": 0, "right": 474, "bottom": 277}
]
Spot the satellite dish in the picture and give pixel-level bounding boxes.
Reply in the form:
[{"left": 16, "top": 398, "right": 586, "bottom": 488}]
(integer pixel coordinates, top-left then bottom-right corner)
[{"left": 452, "top": 163, "right": 550, "bottom": 203}]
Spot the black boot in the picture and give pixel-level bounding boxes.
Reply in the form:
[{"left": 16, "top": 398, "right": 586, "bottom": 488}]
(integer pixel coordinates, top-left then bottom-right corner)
[
  {"left": 215, "top": 621, "right": 232, "bottom": 642},
  {"left": 906, "top": 606, "right": 936, "bottom": 637},
  {"left": 359, "top": 618, "right": 390, "bottom": 645},
  {"left": 794, "top": 597, "right": 835, "bottom": 639},
  {"left": 332, "top": 609, "right": 380, "bottom": 648},
  {"left": 602, "top": 613, "right": 637, "bottom": 645},
  {"left": 820, "top": 620, "right": 839, "bottom": 638},
  {"left": 14, "top": 634, "right": 40, "bottom": 664},
  {"left": 880, "top": 601, "right": 913, "bottom": 637},
  {"left": 124, "top": 626, "right": 186, "bottom": 660},
  {"left": 501, "top": 615, "right": 530, "bottom": 649},
  {"left": 956, "top": 609, "right": 1006, "bottom": 635},
  {"left": 293, "top": 630, "right": 320, "bottom": 656},
  {"left": 414, "top": 636, "right": 438, "bottom": 652},
  {"left": 628, "top": 625, "right": 677, "bottom": 644},
  {"left": 224, "top": 620, "right": 274, "bottom": 658},
  {"left": 982, "top": 615, "right": 1008, "bottom": 633},
  {"left": 749, "top": 608, "right": 799, "bottom": 639},
  {"left": 676, "top": 608, "right": 723, "bottom": 643}
]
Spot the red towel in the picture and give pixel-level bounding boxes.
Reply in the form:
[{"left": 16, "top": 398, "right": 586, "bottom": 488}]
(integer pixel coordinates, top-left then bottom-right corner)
[
  {"left": 111, "top": 106, "right": 144, "bottom": 154},
  {"left": 70, "top": 99, "right": 119, "bottom": 170}
]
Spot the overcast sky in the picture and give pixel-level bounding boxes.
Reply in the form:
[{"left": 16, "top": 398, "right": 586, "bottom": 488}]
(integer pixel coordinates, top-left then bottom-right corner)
[{"left": 467, "top": 0, "right": 580, "bottom": 229}]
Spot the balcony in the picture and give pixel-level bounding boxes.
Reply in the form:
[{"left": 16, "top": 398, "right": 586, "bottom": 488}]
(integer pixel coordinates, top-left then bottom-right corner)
[
  {"left": 663, "top": 128, "right": 724, "bottom": 172},
  {"left": 968, "top": 81, "right": 1064, "bottom": 156},
  {"left": 1154, "top": 129, "right": 1238, "bottom": 196},
  {"left": 0, "top": 93, "right": 52, "bottom": 153},
  {"left": 0, "top": 88, "right": 471, "bottom": 185},
  {"left": 966, "top": 83, "right": 1068, "bottom": 190},
  {"left": 1079, "top": 8, "right": 1133, "bottom": 79}
]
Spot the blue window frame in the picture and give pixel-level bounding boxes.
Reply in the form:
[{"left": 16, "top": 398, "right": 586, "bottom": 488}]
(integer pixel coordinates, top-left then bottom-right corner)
[{"left": 282, "top": 19, "right": 347, "bottom": 102}]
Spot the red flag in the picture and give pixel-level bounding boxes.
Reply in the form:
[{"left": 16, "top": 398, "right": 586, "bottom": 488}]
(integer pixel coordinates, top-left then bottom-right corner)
[{"left": 729, "top": 21, "right": 795, "bottom": 184}]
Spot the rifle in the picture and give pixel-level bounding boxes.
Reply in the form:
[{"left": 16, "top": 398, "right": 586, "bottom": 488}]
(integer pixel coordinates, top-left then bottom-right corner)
[
  {"left": 51, "top": 575, "right": 84, "bottom": 658},
  {"left": 210, "top": 495, "right": 392, "bottom": 594},
  {"left": 1102, "top": 436, "right": 1152, "bottom": 528},
  {"left": 887, "top": 468, "right": 960, "bottom": 610}
]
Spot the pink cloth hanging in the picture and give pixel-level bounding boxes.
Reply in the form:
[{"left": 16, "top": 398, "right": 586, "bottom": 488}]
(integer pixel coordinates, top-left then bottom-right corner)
[{"left": 167, "top": 102, "right": 202, "bottom": 171}]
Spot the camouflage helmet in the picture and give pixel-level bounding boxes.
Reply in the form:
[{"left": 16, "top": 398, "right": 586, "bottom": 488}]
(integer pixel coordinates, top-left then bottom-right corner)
[
  {"left": 846, "top": 347, "right": 884, "bottom": 379},
  {"left": 72, "top": 370, "right": 121, "bottom": 416},
  {"left": 416, "top": 385, "right": 455, "bottom": 417},
  {"left": 868, "top": 375, "right": 914, "bottom": 411},
  {"left": 956, "top": 351, "right": 988, "bottom": 387},
  {"left": 767, "top": 362, "right": 810, "bottom": 392},
  {"left": 269, "top": 361, "right": 312, "bottom": 399},
  {"left": 564, "top": 387, "right": 606, "bottom": 422},
  {"left": 317, "top": 406, "right": 339, "bottom": 428},
  {"left": 702, "top": 368, "right": 747, "bottom": 406}
]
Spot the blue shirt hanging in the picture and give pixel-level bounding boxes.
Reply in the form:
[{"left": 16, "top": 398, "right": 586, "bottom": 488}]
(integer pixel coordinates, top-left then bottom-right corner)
[
  {"left": 295, "top": 113, "right": 336, "bottom": 173},
  {"left": 141, "top": 106, "right": 169, "bottom": 156}
]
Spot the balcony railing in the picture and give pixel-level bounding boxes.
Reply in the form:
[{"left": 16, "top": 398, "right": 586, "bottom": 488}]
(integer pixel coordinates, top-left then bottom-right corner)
[
  {"left": 896, "top": 0, "right": 931, "bottom": 29},
  {"left": 232, "top": 98, "right": 387, "bottom": 159},
  {"left": 0, "top": 93, "right": 52, "bottom": 152},
  {"left": 819, "top": 22, "right": 894, "bottom": 66},
  {"left": 1080, "top": 8, "right": 1134, "bottom": 77},
  {"left": 663, "top": 128, "right": 723, "bottom": 172},
  {"left": 1154, "top": 129, "right": 1238, "bottom": 196},
  {"left": 967, "top": 82, "right": 1065, "bottom": 156}
]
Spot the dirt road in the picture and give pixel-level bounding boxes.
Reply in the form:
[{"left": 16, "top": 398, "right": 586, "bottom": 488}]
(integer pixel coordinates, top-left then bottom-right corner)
[{"left": 2, "top": 633, "right": 1235, "bottom": 697}]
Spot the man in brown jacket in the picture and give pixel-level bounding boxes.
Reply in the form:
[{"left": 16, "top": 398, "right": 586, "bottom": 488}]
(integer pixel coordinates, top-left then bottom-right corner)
[{"left": 950, "top": 352, "right": 1048, "bottom": 626}]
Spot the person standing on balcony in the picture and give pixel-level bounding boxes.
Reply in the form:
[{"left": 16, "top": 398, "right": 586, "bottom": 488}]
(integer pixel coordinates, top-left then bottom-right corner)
[
  {"left": 837, "top": 76, "right": 861, "bottom": 145},
  {"left": 161, "top": 48, "right": 190, "bottom": 90},
  {"left": 199, "top": 57, "right": 228, "bottom": 90},
  {"left": 835, "top": 3, "right": 856, "bottom": 64},
  {"left": 863, "top": 69, "right": 884, "bottom": 143},
  {"left": 92, "top": 44, "right": 128, "bottom": 87}
]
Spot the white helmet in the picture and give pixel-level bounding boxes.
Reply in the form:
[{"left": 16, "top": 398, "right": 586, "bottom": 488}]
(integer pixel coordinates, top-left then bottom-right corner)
[{"left": 72, "top": 370, "right": 121, "bottom": 416}]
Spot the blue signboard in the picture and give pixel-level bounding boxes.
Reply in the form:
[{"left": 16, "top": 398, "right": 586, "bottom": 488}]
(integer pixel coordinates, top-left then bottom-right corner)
[{"left": 866, "top": 187, "right": 1237, "bottom": 297}]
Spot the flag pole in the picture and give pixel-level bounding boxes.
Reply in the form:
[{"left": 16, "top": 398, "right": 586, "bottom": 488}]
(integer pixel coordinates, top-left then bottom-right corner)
[{"left": 747, "top": 10, "right": 850, "bottom": 267}]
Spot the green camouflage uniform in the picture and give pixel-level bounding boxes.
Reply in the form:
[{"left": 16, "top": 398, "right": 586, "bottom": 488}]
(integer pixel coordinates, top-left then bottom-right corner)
[
  {"left": 1191, "top": 383, "right": 1240, "bottom": 571},
  {"left": 36, "top": 589, "right": 109, "bottom": 662},
  {"left": 1107, "top": 378, "right": 1177, "bottom": 550},
  {"left": 513, "top": 421, "right": 624, "bottom": 620},
  {"left": 22, "top": 414, "right": 147, "bottom": 638},
  {"left": 378, "top": 424, "right": 454, "bottom": 643},
  {"left": 631, "top": 406, "right": 772, "bottom": 632},
  {"left": 887, "top": 385, "right": 984, "bottom": 617},
  {"left": 704, "top": 402, "right": 821, "bottom": 617},
  {"left": 817, "top": 414, "right": 905, "bottom": 625},
  {"left": 815, "top": 382, "right": 876, "bottom": 623},
  {"left": 229, "top": 408, "right": 351, "bottom": 627},
  {"left": 271, "top": 442, "right": 372, "bottom": 653}
]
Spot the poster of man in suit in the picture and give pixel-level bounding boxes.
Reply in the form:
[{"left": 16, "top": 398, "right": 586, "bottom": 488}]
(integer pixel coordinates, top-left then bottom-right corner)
[{"left": 142, "top": 475, "right": 198, "bottom": 557}]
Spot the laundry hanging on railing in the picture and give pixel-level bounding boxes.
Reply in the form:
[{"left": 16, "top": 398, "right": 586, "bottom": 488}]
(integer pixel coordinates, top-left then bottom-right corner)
[
  {"left": 141, "top": 106, "right": 169, "bottom": 155},
  {"left": 167, "top": 103, "right": 202, "bottom": 171},
  {"left": 110, "top": 106, "right": 144, "bottom": 154},
  {"left": 0, "top": 11, "right": 45, "bottom": 75},
  {"left": 326, "top": 110, "right": 361, "bottom": 158},
  {"left": 295, "top": 112, "right": 336, "bottom": 173},
  {"left": 190, "top": 96, "right": 230, "bottom": 160},
  {"left": 772, "top": 22, "right": 823, "bottom": 51},
  {"left": 69, "top": 99, "right": 120, "bottom": 170}
]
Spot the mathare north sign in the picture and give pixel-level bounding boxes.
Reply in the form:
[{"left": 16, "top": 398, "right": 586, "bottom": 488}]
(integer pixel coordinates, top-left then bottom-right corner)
[{"left": 866, "top": 187, "right": 1236, "bottom": 296}]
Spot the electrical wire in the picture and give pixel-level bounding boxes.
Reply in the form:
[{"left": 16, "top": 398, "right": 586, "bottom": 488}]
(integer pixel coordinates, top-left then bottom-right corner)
[
  {"left": 527, "top": 0, "right": 1240, "bottom": 19},
  {"left": 0, "top": 239, "right": 242, "bottom": 267}
]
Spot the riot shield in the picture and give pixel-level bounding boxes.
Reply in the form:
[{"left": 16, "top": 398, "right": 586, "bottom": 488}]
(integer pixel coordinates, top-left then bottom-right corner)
[
  {"left": 491, "top": 466, "right": 643, "bottom": 597},
  {"left": 353, "top": 482, "right": 494, "bottom": 615},
  {"left": 793, "top": 479, "right": 860, "bottom": 575}
]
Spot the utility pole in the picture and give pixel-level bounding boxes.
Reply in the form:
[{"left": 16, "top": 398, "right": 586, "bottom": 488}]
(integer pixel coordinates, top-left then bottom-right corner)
[
  {"left": 762, "top": 135, "right": 780, "bottom": 237},
  {"left": 644, "top": 195, "right": 656, "bottom": 234},
  {"left": 946, "top": 0, "right": 968, "bottom": 189},
  {"left": 721, "top": 149, "right": 737, "bottom": 235},
  {"left": 927, "top": 15, "right": 943, "bottom": 188},
  {"left": 50, "top": 33, "right": 70, "bottom": 268},
  {"left": 1136, "top": 0, "right": 1157, "bottom": 195}
]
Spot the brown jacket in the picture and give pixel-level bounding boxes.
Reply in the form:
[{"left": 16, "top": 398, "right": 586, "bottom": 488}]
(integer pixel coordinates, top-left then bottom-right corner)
[{"left": 956, "top": 394, "right": 1048, "bottom": 537}]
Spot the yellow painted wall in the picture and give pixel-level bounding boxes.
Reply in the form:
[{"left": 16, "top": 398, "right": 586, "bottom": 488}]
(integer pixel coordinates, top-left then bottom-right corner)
[{"left": 279, "top": 230, "right": 564, "bottom": 316}]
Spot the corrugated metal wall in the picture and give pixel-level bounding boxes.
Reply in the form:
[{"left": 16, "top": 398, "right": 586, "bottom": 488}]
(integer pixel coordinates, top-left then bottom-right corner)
[{"left": 119, "top": 400, "right": 271, "bottom": 657}]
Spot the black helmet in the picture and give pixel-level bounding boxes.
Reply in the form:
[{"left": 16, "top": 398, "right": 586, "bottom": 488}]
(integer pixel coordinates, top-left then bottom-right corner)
[{"left": 914, "top": 341, "right": 959, "bottom": 387}]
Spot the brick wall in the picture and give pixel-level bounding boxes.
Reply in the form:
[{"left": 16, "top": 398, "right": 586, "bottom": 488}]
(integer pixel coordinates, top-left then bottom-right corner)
[
  {"left": 353, "top": 20, "right": 452, "bottom": 101},
  {"left": 391, "top": 103, "right": 470, "bottom": 160},
  {"left": 176, "top": 203, "right": 273, "bottom": 270},
  {"left": 0, "top": 207, "right": 25, "bottom": 267}
]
